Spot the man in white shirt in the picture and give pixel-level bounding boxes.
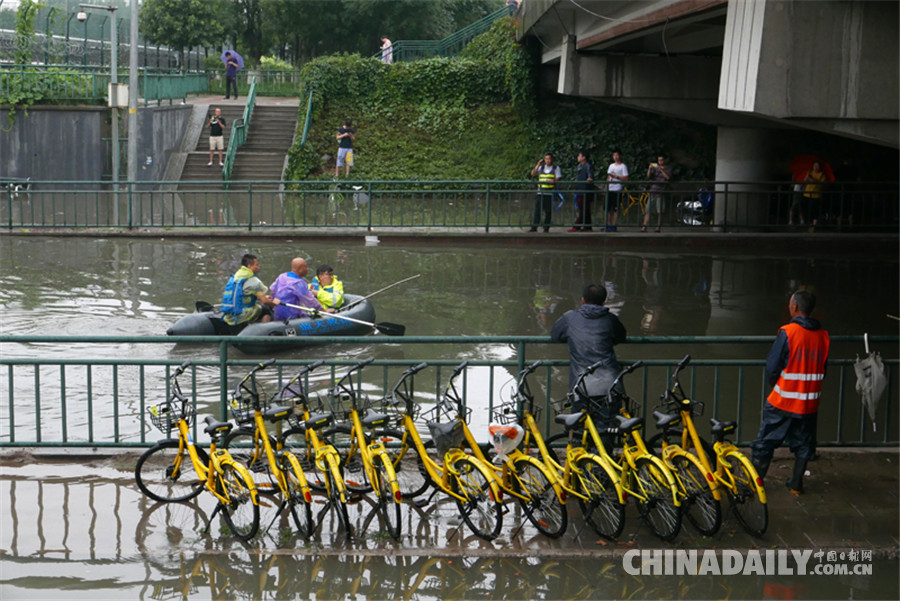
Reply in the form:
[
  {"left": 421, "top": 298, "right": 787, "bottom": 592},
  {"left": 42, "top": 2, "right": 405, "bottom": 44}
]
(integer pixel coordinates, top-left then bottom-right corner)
[{"left": 605, "top": 150, "right": 629, "bottom": 232}]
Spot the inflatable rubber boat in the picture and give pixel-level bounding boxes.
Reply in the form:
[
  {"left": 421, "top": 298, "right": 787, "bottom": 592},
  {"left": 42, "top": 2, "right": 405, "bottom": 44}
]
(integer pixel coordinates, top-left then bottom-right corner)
[{"left": 166, "top": 294, "right": 377, "bottom": 353}]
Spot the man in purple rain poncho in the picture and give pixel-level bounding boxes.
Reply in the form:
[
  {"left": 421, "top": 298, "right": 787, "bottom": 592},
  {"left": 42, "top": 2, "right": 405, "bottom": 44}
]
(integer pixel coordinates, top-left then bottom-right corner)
[{"left": 269, "top": 258, "right": 334, "bottom": 321}]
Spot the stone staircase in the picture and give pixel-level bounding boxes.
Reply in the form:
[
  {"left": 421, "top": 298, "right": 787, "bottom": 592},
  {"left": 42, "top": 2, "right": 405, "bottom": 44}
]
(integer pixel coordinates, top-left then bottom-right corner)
[{"left": 178, "top": 105, "right": 298, "bottom": 191}]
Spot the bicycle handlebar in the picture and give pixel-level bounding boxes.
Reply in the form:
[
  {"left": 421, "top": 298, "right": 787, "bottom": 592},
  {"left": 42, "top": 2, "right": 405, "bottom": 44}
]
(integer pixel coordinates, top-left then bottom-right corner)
[
  {"left": 390, "top": 362, "right": 428, "bottom": 413},
  {"left": 451, "top": 361, "right": 468, "bottom": 378}
]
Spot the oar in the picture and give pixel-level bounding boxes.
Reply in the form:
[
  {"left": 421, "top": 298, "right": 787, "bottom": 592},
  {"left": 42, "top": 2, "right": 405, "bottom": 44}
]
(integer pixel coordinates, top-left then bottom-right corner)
[
  {"left": 342, "top": 274, "right": 422, "bottom": 311},
  {"left": 284, "top": 303, "right": 406, "bottom": 336}
]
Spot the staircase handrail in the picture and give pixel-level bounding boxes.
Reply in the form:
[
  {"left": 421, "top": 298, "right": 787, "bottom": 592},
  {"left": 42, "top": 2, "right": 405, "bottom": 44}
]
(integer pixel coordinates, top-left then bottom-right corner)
[{"left": 222, "top": 77, "right": 257, "bottom": 186}]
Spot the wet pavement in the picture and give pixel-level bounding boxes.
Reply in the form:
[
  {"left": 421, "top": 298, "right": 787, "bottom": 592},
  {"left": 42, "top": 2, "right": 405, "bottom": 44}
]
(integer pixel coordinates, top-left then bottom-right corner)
[{"left": 1, "top": 447, "right": 898, "bottom": 599}]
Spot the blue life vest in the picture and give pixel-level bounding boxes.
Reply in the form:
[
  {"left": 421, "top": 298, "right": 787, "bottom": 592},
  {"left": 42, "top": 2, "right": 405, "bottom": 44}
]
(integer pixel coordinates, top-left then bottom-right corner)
[{"left": 222, "top": 269, "right": 256, "bottom": 316}]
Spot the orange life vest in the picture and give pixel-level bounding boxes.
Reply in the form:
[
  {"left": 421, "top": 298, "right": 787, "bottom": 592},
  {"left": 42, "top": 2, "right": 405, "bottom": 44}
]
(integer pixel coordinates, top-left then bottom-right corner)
[{"left": 767, "top": 323, "right": 830, "bottom": 415}]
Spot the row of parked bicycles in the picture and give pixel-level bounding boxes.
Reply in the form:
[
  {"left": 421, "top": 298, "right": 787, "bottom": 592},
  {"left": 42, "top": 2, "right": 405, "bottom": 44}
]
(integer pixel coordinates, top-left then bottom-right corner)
[{"left": 133, "top": 355, "right": 768, "bottom": 543}]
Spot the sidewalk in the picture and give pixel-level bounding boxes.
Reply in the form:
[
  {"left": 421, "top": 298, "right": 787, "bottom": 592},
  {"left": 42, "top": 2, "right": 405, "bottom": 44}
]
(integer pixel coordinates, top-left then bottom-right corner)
[
  {"left": 1, "top": 447, "right": 897, "bottom": 559},
  {"left": 186, "top": 93, "right": 301, "bottom": 108}
]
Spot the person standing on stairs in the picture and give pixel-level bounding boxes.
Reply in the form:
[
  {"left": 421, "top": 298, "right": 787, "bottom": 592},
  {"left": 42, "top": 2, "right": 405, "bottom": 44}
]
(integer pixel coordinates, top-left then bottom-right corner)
[{"left": 208, "top": 107, "right": 226, "bottom": 167}]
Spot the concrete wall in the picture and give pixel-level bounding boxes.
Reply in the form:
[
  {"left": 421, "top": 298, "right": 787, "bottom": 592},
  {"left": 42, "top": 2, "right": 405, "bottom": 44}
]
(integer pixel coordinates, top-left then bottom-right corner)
[
  {"left": 0, "top": 103, "right": 192, "bottom": 186},
  {"left": 0, "top": 107, "right": 105, "bottom": 183}
]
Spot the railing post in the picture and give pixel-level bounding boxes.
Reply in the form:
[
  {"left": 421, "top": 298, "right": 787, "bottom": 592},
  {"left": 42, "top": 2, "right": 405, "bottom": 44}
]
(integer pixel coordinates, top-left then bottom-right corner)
[
  {"left": 6, "top": 185, "right": 11, "bottom": 230},
  {"left": 367, "top": 182, "right": 374, "bottom": 231},
  {"left": 485, "top": 181, "right": 491, "bottom": 233},
  {"left": 219, "top": 340, "right": 229, "bottom": 420},
  {"left": 517, "top": 340, "right": 526, "bottom": 375},
  {"left": 248, "top": 182, "right": 253, "bottom": 231},
  {"left": 127, "top": 180, "right": 133, "bottom": 229}
]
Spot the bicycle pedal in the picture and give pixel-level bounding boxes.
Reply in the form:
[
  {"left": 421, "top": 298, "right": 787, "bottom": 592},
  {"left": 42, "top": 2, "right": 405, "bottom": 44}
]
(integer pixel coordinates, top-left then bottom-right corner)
[{"left": 347, "top": 460, "right": 364, "bottom": 473}]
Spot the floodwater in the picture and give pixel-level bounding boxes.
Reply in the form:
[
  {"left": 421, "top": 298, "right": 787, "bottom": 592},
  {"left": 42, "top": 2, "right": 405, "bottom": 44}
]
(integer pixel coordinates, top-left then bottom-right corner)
[{"left": 1, "top": 235, "right": 898, "bottom": 599}]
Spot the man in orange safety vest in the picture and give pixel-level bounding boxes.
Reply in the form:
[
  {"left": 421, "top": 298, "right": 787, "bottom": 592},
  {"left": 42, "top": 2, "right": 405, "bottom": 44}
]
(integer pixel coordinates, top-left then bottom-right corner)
[{"left": 751, "top": 290, "right": 829, "bottom": 495}]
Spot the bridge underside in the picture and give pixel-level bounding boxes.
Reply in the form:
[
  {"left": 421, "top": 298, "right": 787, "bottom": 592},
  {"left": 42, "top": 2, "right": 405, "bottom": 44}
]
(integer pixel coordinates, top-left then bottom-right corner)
[{"left": 520, "top": 0, "right": 897, "bottom": 149}]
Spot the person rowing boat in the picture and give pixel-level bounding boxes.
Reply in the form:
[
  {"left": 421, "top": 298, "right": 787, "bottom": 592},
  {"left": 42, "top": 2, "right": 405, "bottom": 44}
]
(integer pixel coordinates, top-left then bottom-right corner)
[{"left": 269, "top": 258, "right": 334, "bottom": 320}]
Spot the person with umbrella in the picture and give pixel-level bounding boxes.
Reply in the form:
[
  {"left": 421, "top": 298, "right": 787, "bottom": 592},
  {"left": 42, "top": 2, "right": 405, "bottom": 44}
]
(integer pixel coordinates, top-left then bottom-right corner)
[
  {"left": 751, "top": 289, "right": 830, "bottom": 495},
  {"left": 223, "top": 51, "right": 242, "bottom": 99}
]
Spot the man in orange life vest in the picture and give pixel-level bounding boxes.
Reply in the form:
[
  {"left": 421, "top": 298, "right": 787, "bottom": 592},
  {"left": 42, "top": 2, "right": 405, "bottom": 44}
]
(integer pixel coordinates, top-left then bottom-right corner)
[{"left": 751, "top": 290, "right": 830, "bottom": 495}]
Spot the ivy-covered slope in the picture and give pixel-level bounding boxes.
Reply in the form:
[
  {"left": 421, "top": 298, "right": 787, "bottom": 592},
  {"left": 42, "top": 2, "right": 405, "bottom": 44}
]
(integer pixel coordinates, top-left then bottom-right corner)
[{"left": 286, "top": 17, "right": 716, "bottom": 183}]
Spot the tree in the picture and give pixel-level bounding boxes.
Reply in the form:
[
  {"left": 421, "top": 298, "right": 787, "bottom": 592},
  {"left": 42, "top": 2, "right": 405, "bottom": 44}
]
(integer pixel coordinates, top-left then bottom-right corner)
[{"left": 140, "top": 0, "right": 225, "bottom": 70}]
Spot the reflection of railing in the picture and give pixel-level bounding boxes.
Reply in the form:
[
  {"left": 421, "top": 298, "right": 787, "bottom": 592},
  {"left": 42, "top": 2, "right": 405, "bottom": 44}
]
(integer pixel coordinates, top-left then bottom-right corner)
[
  {"left": 222, "top": 79, "right": 258, "bottom": 186},
  {"left": 374, "top": 4, "right": 516, "bottom": 62},
  {"left": 2, "top": 179, "right": 898, "bottom": 232},
  {"left": 0, "top": 336, "right": 896, "bottom": 447}
]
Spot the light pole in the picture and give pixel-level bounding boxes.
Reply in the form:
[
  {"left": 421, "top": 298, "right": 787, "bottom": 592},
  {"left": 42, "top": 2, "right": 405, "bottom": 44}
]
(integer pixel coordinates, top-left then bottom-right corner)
[
  {"left": 77, "top": 3, "right": 120, "bottom": 224},
  {"left": 128, "top": 0, "right": 138, "bottom": 228}
]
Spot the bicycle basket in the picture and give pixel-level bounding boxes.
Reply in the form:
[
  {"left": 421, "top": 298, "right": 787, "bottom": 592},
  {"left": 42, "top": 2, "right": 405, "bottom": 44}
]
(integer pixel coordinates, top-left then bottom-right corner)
[
  {"left": 229, "top": 393, "right": 269, "bottom": 424},
  {"left": 427, "top": 420, "right": 465, "bottom": 456},
  {"left": 149, "top": 400, "right": 194, "bottom": 433},
  {"left": 329, "top": 389, "right": 370, "bottom": 420},
  {"left": 491, "top": 402, "right": 520, "bottom": 425}
]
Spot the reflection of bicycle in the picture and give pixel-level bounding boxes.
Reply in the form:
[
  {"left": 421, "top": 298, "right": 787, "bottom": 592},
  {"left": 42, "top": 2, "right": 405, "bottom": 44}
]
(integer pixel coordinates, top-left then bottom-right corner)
[
  {"left": 546, "top": 360, "right": 682, "bottom": 540},
  {"left": 619, "top": 186, "right": 648, "bottom": 218},
  {"left": 648, "top": 355, "right": 768, "bottom": 536},
  {"left": 134, "top": 360, "right": 260, "bottom": 541},
  {"left": 382, "top": 362, "right": 505, "bottom": 540},
  {"left": 223, "top": 359, "right": 315, "bottom": 538}
]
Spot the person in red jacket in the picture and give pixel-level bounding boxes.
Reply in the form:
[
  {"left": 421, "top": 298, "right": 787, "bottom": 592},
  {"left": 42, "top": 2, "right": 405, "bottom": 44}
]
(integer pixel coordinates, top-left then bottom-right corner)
[{"left": 751, "top": 290, "right": 830, "bottom": 495}]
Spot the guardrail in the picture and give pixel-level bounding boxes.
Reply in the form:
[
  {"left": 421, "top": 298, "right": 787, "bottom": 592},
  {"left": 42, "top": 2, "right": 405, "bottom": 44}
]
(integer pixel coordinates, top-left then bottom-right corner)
[
  {"left": 205, "top": 69, "right": 301, "bottom": 97},
  {"left": 0, "top": 65, "right": 209, "bottom": 105},
  {"left": 0, "top": 335, "right": 895, "bottom": 448},
  {"left": 2, "top": 179, "right": 897, "bottom": 232},
  {"left": 222, "top": 79, "right": 258, "bottom": 185},
  {"left": 376, "top": 4, "right": 516, "bottom": 62}
]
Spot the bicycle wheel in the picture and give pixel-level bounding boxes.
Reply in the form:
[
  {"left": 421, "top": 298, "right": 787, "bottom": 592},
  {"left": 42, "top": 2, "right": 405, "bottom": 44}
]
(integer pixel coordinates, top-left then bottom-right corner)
[
  {"left": 224, "top": 428, "right": 278, "bottom": 495},
  {"left": 135, "top": 500, "right": 210, "bottom": 567},
  {"left": 726, "top": 453, "right": 768, "bottom": 537},
  {"left": 282, "top": 427, "right": 327, "bottom": 492},
  {"left": 325, "top": 424, "right": 373, "bottom": 494},
  {"left": 573, "top": 455, "right": 625, "bottom": 540},
  {"left": 282, "top": 454, "right": 314, "bottom": 538},
  {"left": 450, "top": 455, "right": 503, "bottom": 541},
  {"left": 377, "top": 428, "right": 432, "bottom": 499},
  {"left": 633, "top": 456, "right": 682, "bottom": 541},
  {"left": 325, "top": 457, "right": 352, "bottom": 539},
  {"left": 216, "top": 462, "right": 260, "bottom": 541},
  {"left": 375, "top": 453, "right": 402, "bottom": 540},
  {"left": 671, "top": 453, "right": 721, "bottom": 536},
  {"left": 135, "top": 441, "right": 207, "bottom": 503},
  {"left": 646, "top": 431, "right": 718, "bottom": 472},
  {"left": 510, "top": 457, "right": 567, "bottom": 538}
]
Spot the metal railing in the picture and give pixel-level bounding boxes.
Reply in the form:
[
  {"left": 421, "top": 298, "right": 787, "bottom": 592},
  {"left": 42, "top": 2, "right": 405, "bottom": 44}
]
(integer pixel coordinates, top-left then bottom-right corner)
[
  {"left": 0, "top": 65, "right": 209, "bottom": 105},
  {"left": 205, "top": 69, "right": 300, "bottom": 97},
  {"left": 222, "top": 79, "right": 258, "bottom": 185},
  {"left": 0, "top": 335, "right": 896, "bottom": 448},
  {"left": 299, "top": 91, "right": 314, "bottom": 150},
  {"left": 2, "top": 179, "right": 897, "bottom": 232},
  {"left": 375, "top": 5, "right": 516, "bottom": 62}
]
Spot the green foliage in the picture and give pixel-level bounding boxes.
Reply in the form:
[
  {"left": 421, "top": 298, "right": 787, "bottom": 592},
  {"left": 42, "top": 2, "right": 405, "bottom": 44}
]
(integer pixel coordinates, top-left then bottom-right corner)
[
  {"left": 258, "top": 56, "right": 293, "bottom": 71},
  {"left": 14, "top": 0, "right": 42, "bottom": 65},
  {"left": 0, "top": 69, "right": 104, "bottom": 126},
  {"left": 140, "top": 0, "right": 225, "bottom": 69}
]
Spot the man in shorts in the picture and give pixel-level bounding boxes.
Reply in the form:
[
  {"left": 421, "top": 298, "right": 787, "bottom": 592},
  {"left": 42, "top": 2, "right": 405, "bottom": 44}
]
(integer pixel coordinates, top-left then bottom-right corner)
[
  {"left": 335, "top": 119, "right": 355, "bottom": 178},
  {"left": 208, "top": 107, "right": 226, "bottom": 167},
  {"left": 643, "top": 155, "right": 672, "bottom": 232}
]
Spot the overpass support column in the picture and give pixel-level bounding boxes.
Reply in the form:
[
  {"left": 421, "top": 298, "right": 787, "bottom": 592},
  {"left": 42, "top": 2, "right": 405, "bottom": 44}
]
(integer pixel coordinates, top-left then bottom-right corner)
[{"left": 713, "top": 127, "right": 775, "bottom": 231}]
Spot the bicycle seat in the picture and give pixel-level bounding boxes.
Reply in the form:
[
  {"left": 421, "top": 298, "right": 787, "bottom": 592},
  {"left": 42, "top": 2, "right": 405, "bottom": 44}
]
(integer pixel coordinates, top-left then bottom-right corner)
[
  {"left": 303, "top": 413, "right": 333, "bottom": 431},
  {"left": 264, "top": 405, "right": 292, "bottom": 423},
  {"left": 653, "top": 411, "right": 681, "bottom": 429},
  {"left": 362, "top": 409, "right": 390, "bottom": 428},
  {"left": 710, "top": 418, "right": 736, "bottom": 436},
  {"left": 554, "top": 412, "right": 586, "bottom": 430},
  {"left": 203, "top": 418, "right": 233, "bottom": 437},
  {"left": 615, "top": 414, "right": 644, "bottom": 433}
]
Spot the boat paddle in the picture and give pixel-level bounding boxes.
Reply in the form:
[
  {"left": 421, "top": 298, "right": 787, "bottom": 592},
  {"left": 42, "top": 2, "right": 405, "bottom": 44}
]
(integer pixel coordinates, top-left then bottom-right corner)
[
  {"left": 283, "top": 303, "right": 406, "bottom": 337},
  {"left": 341, "top": 274, "right": 421, "bottom": 311}
]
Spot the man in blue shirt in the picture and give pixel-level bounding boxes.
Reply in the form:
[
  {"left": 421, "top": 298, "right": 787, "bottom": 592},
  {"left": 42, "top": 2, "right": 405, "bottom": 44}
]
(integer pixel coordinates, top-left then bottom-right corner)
[{"left": 224, "top": 52, "right": 239, "bottom": 99}]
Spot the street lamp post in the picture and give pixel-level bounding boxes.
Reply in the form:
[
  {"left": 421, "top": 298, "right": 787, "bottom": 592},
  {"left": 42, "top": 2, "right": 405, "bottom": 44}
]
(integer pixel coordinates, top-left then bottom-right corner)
[{"left": 78, "top": 3, "right": 120, "bottom": 224}]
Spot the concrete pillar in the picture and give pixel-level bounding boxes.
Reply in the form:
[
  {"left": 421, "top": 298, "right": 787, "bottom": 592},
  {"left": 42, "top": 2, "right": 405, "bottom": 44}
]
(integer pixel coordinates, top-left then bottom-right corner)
[{"left": 713, "top": 127, "right": 773, "bottom": 230}]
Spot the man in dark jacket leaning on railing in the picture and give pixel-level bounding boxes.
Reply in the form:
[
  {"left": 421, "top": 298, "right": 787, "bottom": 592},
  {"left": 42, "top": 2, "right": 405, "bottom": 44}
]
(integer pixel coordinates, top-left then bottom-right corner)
[{"left": 551, "top": 284, "right": 628, "bottom": 446}]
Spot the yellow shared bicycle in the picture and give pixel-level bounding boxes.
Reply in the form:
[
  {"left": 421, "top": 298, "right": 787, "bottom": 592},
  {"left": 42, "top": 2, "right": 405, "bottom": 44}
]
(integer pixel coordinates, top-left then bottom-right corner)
[
  {"left": 546, "top": 360, "right": 682, "bottom": 541},
  {"left": 222, "top": 359, "right": 316, "bottom": 538},
  {"left": 648, "top": 354, "right": 768, "bottom": 536},
  {"left": 134, "top": 360, "right": 260, "bottom": 541}
]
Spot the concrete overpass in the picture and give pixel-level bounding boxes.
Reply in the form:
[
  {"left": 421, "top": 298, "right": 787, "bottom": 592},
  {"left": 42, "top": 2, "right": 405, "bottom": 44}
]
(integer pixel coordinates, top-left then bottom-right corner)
[{"left": 517, "top": 0, "right": 898, "bottom": 214}]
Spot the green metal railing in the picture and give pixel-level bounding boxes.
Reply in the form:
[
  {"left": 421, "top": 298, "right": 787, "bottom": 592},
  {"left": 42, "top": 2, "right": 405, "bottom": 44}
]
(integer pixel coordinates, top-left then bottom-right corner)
[
  {"left": 375, "top": 4, "right": 516, "bottom": 62},
  {"left": 0, "top": 65, "right": 209, "bottom": 105},
  {"left": 222, "top": 79, "right": 258, "bottom": 186},
  {"left": 0, "top": 335, "right": 896, "bottom": 448},
  {"left": 205, "top": 69, "right": 301, "bottom": 97},
  {"left": 299, "top": 91, "right": 314, "bottom": 150},
  {"left": 3, "top": 179, "right": 897, "bottom": 232}
]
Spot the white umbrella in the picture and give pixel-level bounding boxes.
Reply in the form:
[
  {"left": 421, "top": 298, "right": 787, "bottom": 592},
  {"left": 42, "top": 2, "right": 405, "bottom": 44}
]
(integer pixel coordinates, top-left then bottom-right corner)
[{"left": 854, "top": 333, "right": 887, "bottom": 432}]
